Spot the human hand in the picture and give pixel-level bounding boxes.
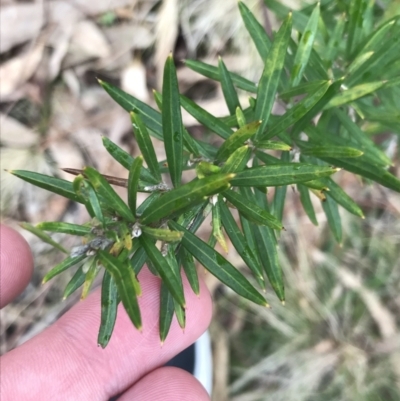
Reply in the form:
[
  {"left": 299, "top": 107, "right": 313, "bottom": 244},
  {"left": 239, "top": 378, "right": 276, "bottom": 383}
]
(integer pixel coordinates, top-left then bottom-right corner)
[{"left": 0, "top": 224, "right": 212, "bottom": 400}]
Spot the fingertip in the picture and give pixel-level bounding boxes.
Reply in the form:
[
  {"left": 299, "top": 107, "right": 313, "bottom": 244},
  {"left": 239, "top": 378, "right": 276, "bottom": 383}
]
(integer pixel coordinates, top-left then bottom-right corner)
[
  {"left": 117, "top": 366, "right": 210, "bottom": 401},
  {"left": 0, "top": 224, "right": 34, "bottom": 308}
]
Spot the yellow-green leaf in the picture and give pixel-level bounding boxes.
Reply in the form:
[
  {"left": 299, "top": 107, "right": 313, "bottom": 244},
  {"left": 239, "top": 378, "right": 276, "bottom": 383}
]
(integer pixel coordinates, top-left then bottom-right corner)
[
  {"left": 216, "top": 120, "right": 261, "bottom": 162},
  {"left": 290, "top": 3, "right": 320, "bottom": 87},
  {"left": 98, "top": 250, "right": 142, "bottom": 330},
  {"left": 140, "top": 173, "right": 234, "bottom": 225},
  {"left": 254, "top": 13, "right": 292, "bottom": 140}
]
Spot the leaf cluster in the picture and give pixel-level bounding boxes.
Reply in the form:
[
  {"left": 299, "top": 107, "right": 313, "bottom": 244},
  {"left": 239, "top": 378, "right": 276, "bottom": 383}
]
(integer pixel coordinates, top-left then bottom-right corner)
[{"left": 11, "top": 0, "right": 400, "bottom": 346}]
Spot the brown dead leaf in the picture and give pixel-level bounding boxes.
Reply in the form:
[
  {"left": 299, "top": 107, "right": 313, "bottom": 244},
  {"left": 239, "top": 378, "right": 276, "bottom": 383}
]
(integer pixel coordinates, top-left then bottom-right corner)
[
  {"left": 69, "top": 20, "right": 111, "bottom": 58},
  {"left": 0, "top": 114, "right": 38, "bottom": 147},
  {"left": 0, "top": 43, "right": 44, "bottom": 100},
  {"left": 0, "top": 4, "right": 44, "bottom": 53}
]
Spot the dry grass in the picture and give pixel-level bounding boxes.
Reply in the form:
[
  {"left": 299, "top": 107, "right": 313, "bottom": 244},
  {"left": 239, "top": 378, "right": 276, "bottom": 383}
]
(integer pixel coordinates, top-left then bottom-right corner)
[{"left": 211, "top": 184, "right": 400, "bottom": 401}]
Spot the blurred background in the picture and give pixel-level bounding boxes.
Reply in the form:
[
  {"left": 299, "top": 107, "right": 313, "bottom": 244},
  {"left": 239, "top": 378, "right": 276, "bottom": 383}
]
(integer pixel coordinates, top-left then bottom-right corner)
[{"left": 1, "top": 1, "right": 399, "bottom": 400}]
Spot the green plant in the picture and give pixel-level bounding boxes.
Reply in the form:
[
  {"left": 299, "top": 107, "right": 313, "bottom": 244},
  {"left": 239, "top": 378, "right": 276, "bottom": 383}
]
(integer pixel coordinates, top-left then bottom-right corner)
[{"left": 9, "top": 0, "right": 400, "bottom": 347}]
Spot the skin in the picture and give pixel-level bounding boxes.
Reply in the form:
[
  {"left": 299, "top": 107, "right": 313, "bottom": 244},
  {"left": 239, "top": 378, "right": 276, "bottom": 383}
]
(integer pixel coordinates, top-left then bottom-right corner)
[{"left": 0, "top": 224, "right": 212, "bottom": 400}]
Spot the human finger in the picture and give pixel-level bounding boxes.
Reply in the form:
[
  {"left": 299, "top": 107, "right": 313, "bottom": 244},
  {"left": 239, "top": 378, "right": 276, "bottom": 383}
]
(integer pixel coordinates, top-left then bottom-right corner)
[
  {"left": 1, "top": 268, "right": 212, "bottom": 400},
  {"left": 0, "top": 224, "right": 34, "bottom": 308},
  {"left": 117, "top": 366, "right": 210, "bottom": 401}
]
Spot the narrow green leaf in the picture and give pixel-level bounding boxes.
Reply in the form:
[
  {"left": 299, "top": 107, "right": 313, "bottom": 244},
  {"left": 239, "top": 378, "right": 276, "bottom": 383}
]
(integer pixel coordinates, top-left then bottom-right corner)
[
  {"left": 325, "top": 13, "right": 346, "bottom": 62},
  {"left": 238, "top": 1, "right": 271, "bottom": 60},
  {"left": 231, "top": 163, "right": 339, "bottom": 187},
  {"left": 102, "top": 136, "right": 133, "bottom": 170},
  {"left": 63, "top": 266, "right": 86, "bottom": 299},
  {"left": 181, "top": 201, "right": 210, "bottom": 235},
  {"left": 303, "top": 45, "right": 330, "bottom": 81},
  {"left": 261, "top": 80, "right": 330, "bottom": 140},
  {"left": 162, "top": 54, "right": 184, "bottom": 188},
  {"left": 290, "top": 3, "right": 320, "bottom": 87},
  {"left": 127, "top": 156, "right": 143, "bottom": 216},
  {"left": 216, "top": 120, "right": 261, "bottom": 162},
  {"left": 252, "top": 223, "right": 284, "bottom": 301},
  {"left": 130, "top": 246, "right": 147, "bottom": 275},
  {"left": 195, "top": 162, "right": 221, "bottom": 178},
  {"left": 318, "top": 112, "right": 391, "bottom": 167},
  {"left": 255, "top": 13, "right": 292, "bottom": 140},
  {"left": 271, "top": 152, "right": 290, "bottom": 222},
  {"left": 347, "top": 51, "right": 374, "bottom": 76},
  {"left": 84, "top": 181, "right": 105, "bottom": 226},
  {"left": 302, "top": 179, "right": 329, "bottom": 191},
  {"left": 180, "top": 248, "right": 200, "bottom": 295},
  {"left": 239, "top": 205, "right": 259, "bottom": 255},
  {"left": 165, "top": 249, "right": 186, "bottom": 329},
  {"left": 102, "top": 136, "right": 158, "bottom": 184},
  {"left": 256, "top": 140, "right": 292, "bottom": 151},
  {"left": 72, "top": 174, "right": 97, "bottom": 218},
  {"left": 354, "top": 17, "right": 398, "bottom": 58},
  {"left": 321, "top": 194, "right": 342, "bottom": 244},
  {"left": 159, "top": 282, "right": 175, "bottom": 343},
  {"left": 142, "top": 226, "right": 183, "bottom": 242},
  {"left": 211, "top": 200, "right": 228, "bottom": 252},
  {"left": 323, "top": 178, "right": 364, "bottom": 218},
  {"left": 302, "top": 146, "right": 363, "bottom": 158},
  {"left": 99, "top": 79, "right": 163, "bottom": 141},
  {"left": 20, "top": 222, "right": 68, "bottom": 254},
  {"left": 81, "top": 258, "right": 101, "bottom": 299},
  {"left": 170, "top": 221, "right": 267, "bottom": 306},
  {"left": 279, "top": 80, "right": 328, "bottom": 100},
  {"left": 176, "top": 202, "right": 206, "bottom": 230},
  {"left": 255, "top": 150, "right": 284, "bottom": 165},
  {"left": 183, "top": 59, "right": 257, "bottom": 93},
  {"left": 222, "top": 106, "right": 254, "bottom": 128},
  {"left": 264, "top": 0, "right": 312, "bottom": 34},
  {"left": 219, "top": 197, "right": 264, "bottom": 288},
  {"left": 346, "top": 0, "right": 368, "bottom": 58},
  {"left": 140, "top": 173, "right": 234, "bottom": 225},
  {"left": 84, "top": 166, "right": 135, "bottom": 222},
  {"left": 43, "top": 254, "right": 86, "bottom": 283},
  {"left": 236, "top": 107, "right": 246, "bottom": 128},
  {"left": 153, "top": 88, "right": 163, "bottom": 111},
  {"left": 325, "top": 81, "right": 387, "bottom": 109},
  {"left": 140, "top": 234, "right": 185, "bottom": 307},
  {"left": 218, "top": 56, "right": 241, "bottom": 115},
  {"left": 98, "top": 250, "right": 142, "bottom": 329},
  {"left": 131, "top": 113, "right": 162, "bottom": 182},
  {"left": 36, "top": 222, "right": 91, "bottom": 236},
  {"left": 297, "top": 184, "right": 318, "bottom": 225},
  {"left": 221, "top": 145, "right": 252, "bottom": 174},
  {"left": 136, "top": 192, "right": 162, "bottom": 216},
  {"left": 98, "top": 271, "right": 119, "bottom": 348},
  {"left": 291, "top": 79, "right": 343, "bottom": 137},
  {"left": 317, "top": 156, "right": 400, "bottom": 193},
  {"left": 101, "top": 80, "right": 207, "bottom": 158},
  {"left": 345, "top": 23, "right": 400, "bottom": 86},
  {"left": 223, "top": 189, "right": 283, "bottom": 230},
  {"left": 9, "top": 171, "right": 81, "bottom": 203},
  {"left": 173, "top": 299, "right": 186, "bottom": 329},
  {"left": 180, "top": 95, "right": 233, "bottom": 139}
]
